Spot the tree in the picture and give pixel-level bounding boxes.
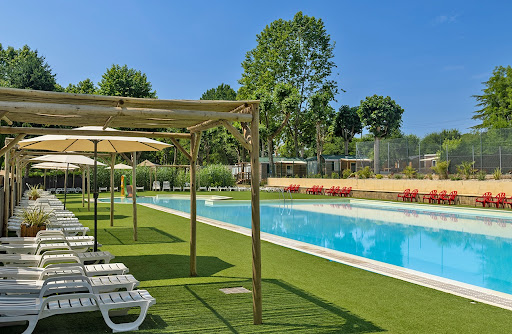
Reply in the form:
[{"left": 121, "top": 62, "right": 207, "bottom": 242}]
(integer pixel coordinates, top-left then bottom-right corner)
[
  {"left": 332, "top": 105, "right": 362, "bottom": 155},
  {"left": 309, "top": 88, "right": 335, "bottom": 171},
  {"left": 0, "top": 44, "right": 57, "bottom": 91},
  {"left": 473, "top": 65, "right": 512, "bottom": 129},
  {"left": 238, "top": 11, "right": 338, "bottom": 157},
  {"left": 358, "top": 95, "right": 404, "bottom": 173},
  {"left": 65, "top": 78, "right": 97, "bottom": 94},
  {"left": 420, "top": 129, "right": 461, "bottom": 154},
  {"left": 98, "top": 64, "right": 156, "bottom": 98},
  {"left": 199, "top": 84, "right": 240, "bottom": 165}
]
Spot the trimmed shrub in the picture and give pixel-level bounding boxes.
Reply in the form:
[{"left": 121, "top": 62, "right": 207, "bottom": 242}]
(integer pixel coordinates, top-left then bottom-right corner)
[
  {"left": 342, "top": 169, "right": 352, "bottom": 179},
  {"left": 375, "top": 174, "right": 383, "bottom": 179},
  {"left": 198, "top": 164, "right": 235, "bottom": 187}
]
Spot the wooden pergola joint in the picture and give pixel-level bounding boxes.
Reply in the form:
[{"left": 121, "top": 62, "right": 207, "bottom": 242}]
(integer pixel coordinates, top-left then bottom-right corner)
[
  {"left": 170, "top": 138, "right": 192, "bottom": 161},
  {"left": 221, "top": 120, "right": 252, "bottom": 151}
]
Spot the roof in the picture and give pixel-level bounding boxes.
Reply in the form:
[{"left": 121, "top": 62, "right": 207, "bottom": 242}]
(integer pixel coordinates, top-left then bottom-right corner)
[
  {"left": 306, "top": 155, "right": 361, "bottom": 161},
  {"left": 259, "top": 157, "right": 307, "bottom": 164},
  {"left": 0, "top": 87, "right": 258, "bottom": 129}
]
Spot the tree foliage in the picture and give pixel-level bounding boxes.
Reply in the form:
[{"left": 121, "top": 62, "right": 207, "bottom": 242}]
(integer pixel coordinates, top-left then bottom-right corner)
[
  {"left": 65, "top": 78, "right": 97, "bottom": 94},
  {"left": 98, "top": 64, "right": 156, "bottom": 98},
  {"left": 473, "top": 65, "right": 512, "bottom": 129},
  {"left": 358, "top": 95, "right": 404, "bottom": 173},
  {"left": 0, "top": 44, "right": 57, "bottom": 91},
  {"left": 238, "top": 11, "right": 338, "bottom": 157},
  {"left": 199, "top": 84, "right": 241, "bottom": 165},
  {"left": 332, "top": 105, "right": 362, "bottom": 155}
]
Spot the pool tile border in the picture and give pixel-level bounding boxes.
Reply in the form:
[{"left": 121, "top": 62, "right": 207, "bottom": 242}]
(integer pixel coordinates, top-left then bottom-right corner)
[{"left": 140, "top": 202, "right": 512, "bottom": 311}]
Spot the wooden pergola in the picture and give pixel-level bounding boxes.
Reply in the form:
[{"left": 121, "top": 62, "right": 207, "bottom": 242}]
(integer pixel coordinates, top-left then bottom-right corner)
[{"left": 0, "top": 87, "right": 263, "bottom": 324}]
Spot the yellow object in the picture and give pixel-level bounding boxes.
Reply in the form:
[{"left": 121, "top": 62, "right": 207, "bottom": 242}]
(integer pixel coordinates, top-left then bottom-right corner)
[{"left": 121, "top": 175, "right": 125, "bottom": 197}]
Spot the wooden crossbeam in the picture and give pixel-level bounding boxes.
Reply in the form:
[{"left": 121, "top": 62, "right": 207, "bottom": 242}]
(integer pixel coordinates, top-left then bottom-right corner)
[
  {"left": 191, "top": 132, "right": 202, "bottom": 162},
  {"left": 103, "top": 116, "right": 115, "bottom": 129},
  {"left": 0, "top": 126, "right": 191, "bottom": 139},
  {"left": 170, "top": 138, "right": 192, "bottom": 161},
  {"left": 0, "top": 134, "right": 26, "bottom": 157},
  {"left": 221, "top": 121, "right": 251, "bottom": 151},
  {"left": 0, "top": 101, "right": 253, "bottom": 122},
  {"left": 187, "top": 119, "right": 224, "bottom": 133}
]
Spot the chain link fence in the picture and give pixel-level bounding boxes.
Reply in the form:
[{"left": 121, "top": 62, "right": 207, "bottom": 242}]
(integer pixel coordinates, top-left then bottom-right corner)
[{"left": 356, "top": 128, "right": 512, "bottom": 175}]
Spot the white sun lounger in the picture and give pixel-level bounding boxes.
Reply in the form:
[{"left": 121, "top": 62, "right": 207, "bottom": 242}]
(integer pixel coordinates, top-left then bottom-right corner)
[
  {"left": 0, "top": 274, "right": 139, "bottom": 295},
  {"left": 0, "top": 231, "right": 94, "bottom": 245},
  {"left": 0, "top": 262, "right": 129, "bottom": 280},
  {"left": 0, "top": 280, "right": 155, "bottom": 333},
  {"left": 0, "top": 239, "right": 97, "bottom": 255},
  {"left": 0, "top": 250, "right": 113, "bottom": 267},
  {"left": 198, "top": 186, "right": 207, "bottom": 191}
]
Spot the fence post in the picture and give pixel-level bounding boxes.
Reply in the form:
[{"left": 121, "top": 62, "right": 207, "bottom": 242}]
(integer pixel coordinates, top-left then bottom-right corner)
[
  {"left": 480, "top": 131, "right": 483, "bottom": 170},
  {"left": 472, "top": 146, "right": 475, "bottom": 164},
  {"left": 387, "top": 142, "right": 390, "bottom": 172},
  {"left": 418, "top": 141, "right": 421, "bottom": 173},
  {"left": 499, "top": 146, "right": 502, "bottom": 170}
]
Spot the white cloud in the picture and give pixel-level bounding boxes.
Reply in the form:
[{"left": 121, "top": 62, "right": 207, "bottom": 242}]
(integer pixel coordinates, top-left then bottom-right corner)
[{"left": 433, "top": 14, "right": 459, "bottom": 25}]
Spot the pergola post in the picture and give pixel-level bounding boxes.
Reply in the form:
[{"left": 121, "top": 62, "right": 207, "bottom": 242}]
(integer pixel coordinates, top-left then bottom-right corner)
[
  {"left": 44, "top": 169, "right": 47, "bottom": 191},
  {"left": 132, "top": 152, "right": 137, "bottom": 241},
  {"left": 87, "top": 165, "right": 91, "bottom": 211},
  {"left": 110, "top": 153, "right": 116, "bottom": 227},
  {"left": 10, "top": 153, "right": 15, "bottom": 215},
  {"left": 3, "top": 146, "right": 10, "bottom": 236},
  {"left": 81, "top": 166, "right": 85, "bottom": 207},
  {"left": 189, "top": 132, "right": 201, "bottom": 277},
  {"left": 250, "top": 104, "right": 262, "bottom": 325}
]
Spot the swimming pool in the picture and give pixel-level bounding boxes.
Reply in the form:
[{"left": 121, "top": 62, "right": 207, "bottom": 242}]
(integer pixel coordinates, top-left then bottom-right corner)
[{"left": 102, "top": 196, "right": 512, "bottom": 295}]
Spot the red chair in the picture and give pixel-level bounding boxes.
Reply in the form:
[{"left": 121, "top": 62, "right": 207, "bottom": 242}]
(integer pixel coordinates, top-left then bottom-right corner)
[
  {"left": 422, "top": 190, "right": 437, "bottom": 203},
  {"left": 435, "top": 190, "right": 447, "bottom": 204},
  {"left": 284, "top": 184, "right": 294, "bottom": 192},
  {"left": 340, "top": 187, "right": 352, "bottom": 197},
  {"left": 405, "top": 189, "right": 419, "bottom": 202},
  {"left": 441, "top": 191, "right": 457, "bottom": 205},
  {"left": 475, "top": 192, "right": 493, "bottom": 207},
  {"left": 314, "top": 185, "right": 324, "bottom": 195},
  {"left": 292, "top": 185, "right": 300, "bottom": 193},
  {"left": 488, "top": 192, "right": 506, "bottom": 208},
  {"left": 503, "top": 196, "right": 512, "bottom": 208},
  {"left": 306, "top": 185, "right": 318, "bottom": 194},
  {"left": 334, "top": 187, "right": 346, "bottom": 196},
  {"left": 325, "top": 186, "right": 337, "bottom": 195},
  {"left": 397, "top": 189, "right": 410, "bottom": 201}
]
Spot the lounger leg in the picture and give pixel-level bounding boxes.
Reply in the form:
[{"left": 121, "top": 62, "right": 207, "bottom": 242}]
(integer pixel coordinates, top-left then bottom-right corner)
[{"left": 99, "top": 303, "right": 150, "bottom": 333}]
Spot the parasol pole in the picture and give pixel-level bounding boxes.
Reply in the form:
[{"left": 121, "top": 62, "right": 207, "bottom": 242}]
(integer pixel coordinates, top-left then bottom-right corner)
[
  {"left": 63, "top": 163, "right": 69, "bottom": 209},
  {"left": 93, "top": 140, "right": 98, "bottom": 251}
]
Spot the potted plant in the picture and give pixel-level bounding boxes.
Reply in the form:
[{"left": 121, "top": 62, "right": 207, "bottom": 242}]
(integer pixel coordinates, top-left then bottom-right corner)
[
  {"left": 28, "top": 184, "right": 42, "bottom": 200},
  {"left": 20, "top": 207, "right": 52, "bottom": 237}
]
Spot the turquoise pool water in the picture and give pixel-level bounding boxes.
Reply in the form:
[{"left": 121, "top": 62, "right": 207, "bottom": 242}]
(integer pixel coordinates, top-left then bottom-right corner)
[{"left": 102, "top": 196, "right": 512, "bottom": 295}]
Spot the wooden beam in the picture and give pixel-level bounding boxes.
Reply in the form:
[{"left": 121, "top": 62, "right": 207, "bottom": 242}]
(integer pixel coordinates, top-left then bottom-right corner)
[
  {"left": 87, "top": 165, "right": 91, "bottom": 211},
  {"left": 132, "top": 151, "right": 138, "bottom": 241},
  {"left": 187, "top": 119, "right": 223, "bottom": 133},
  {"left": 191, "top": 132, "right": 202, "bottom": 162},
  {"left": 221, "top": 120, "right": 252, "bottom": 151},
  {"left": 0, "top": 101, "right": 253, "bottom": 122},
  {"left": 120, "top": 153, "right": 132, "bottom": 165},
  {"left": 103, "top": 116, "right": 115, "bottom": 129},
  {"left": 0, "top": 134, "right": 26, "bottom": 157},
  {"left": 250, "top": 104, "right": 262, "bottom": 325},
  {"left": 0, "top": 126, "right": 191, "bottom": 139},
  {"left": 2, "top": 147, "right": 10, "bottom": 236},
  {"left": 81, "top": 166, "right": 85, "bottom": 207},
  {"left": 170, "top": 138, "right": 192, "bottom": 161}
]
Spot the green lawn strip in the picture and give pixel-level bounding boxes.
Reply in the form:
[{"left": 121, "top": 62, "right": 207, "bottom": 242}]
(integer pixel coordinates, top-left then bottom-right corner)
[{"left": 9, "top": 193, "right": 510, "bottom": 333}]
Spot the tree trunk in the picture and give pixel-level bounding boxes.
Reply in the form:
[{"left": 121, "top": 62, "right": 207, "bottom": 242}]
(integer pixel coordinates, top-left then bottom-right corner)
[
  {"left": 374, "top": 137, "right": 380, "bottom": 174},
  {"left": 344, "top": 140, "right": 349, "bottom": 156},
  {"left": 316, "top": 122, "right": 321, "bottom": 174},
  {"left": 293, "top": 124, "right": 299, "bottom": 157},
  {"left": 267, "top": 138, "right": 273, "bottom": 177}
]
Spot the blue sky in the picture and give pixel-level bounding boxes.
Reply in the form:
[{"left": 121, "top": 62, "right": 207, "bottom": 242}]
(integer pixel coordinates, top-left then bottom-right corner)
[{"left": 1, "top": 0, "right": 510, "bottom": 136}]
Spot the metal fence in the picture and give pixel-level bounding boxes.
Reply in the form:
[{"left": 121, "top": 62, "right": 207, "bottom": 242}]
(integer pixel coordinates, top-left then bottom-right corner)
[{"left": 356, "top": 128, "right": 512, "bottom": 175}]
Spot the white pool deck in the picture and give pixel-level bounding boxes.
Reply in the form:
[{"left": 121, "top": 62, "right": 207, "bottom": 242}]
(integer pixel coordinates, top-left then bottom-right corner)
[{"left": 137, "top": 198, "right": 512, "bottom": 311}]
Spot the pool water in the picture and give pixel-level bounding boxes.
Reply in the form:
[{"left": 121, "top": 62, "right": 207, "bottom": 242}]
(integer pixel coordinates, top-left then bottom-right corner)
[{"left": 103, "top": 196, "right": 512, "bottom": 295}]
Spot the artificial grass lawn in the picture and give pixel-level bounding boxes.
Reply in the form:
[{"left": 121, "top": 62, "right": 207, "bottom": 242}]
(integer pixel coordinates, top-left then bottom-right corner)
[{"left": 7, "top": 192, "right": 512, "bottom": 333}]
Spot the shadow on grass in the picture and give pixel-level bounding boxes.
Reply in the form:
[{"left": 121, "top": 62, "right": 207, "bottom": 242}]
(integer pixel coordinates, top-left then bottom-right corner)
[
  {"left": 115, "top": 254, "right": 234, "bottom": 280},
  {"left": 95, "top": 227, "right": 184, "bottom": 245},
  {"left": 137, "top": 279, "right": 384, "bottom": 333}
]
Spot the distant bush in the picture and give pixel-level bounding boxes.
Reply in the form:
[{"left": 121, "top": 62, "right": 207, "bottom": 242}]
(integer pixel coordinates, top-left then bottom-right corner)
[
  {"left": 493, "top": 168, "right": 502, "bottom": 180},
  {"left": 403, "top": 166, "right": 416, "bottom": 179},
  {"left": 456, "top": 161, "right": 476, "bottom": 180},
  {"left": 198, "top": 164, "right": 235, "bottom": 187},
  {"left": 449, "top": 174, "right": 462, "bottom": 181},
  {"left": 375, "top": 174, "right": 383, "bottom": 179},
  {"left": 477, "top": 170, "right": 486, "bottom": 181},
  {"left": 331, "top": 172, "right": 339, "bottom": 179},
  {"left": 342, "top": 169, "right": 352, "bottom": 179},
  {"left": 394, "top": 174, "right": 402, "bottom": 179},
  {"left": 432, "top": 161, "right": 450, "bottom": 180},
  {"left": 427, "top": 173, "right": 433, "bottom": 180},
  {"left": 356, "top": 166, "right": 373, "bottom": 179},
  {"left": 416, "top": 173, "right": 425, "bottom": 180}
]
